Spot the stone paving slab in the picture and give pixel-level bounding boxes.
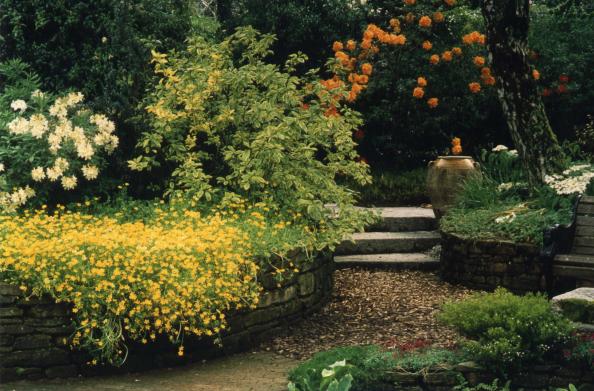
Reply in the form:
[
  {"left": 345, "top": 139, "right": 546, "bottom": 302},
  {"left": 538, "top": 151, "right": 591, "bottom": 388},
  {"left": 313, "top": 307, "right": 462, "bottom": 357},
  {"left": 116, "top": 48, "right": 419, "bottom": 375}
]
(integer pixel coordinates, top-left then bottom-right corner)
[
  {"left": 334, "top": 253, "right": 439, "bottom": 270},
  {"left": 335, "top": 231, "right": 441, "bottom": 255}
]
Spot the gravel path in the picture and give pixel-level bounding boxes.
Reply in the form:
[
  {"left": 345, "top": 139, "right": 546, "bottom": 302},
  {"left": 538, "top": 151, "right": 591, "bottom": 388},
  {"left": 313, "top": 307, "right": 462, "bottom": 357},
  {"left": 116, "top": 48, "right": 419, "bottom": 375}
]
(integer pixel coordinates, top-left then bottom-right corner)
[{"left": 259, "top": 268, "right": 476, "bottom": 359}]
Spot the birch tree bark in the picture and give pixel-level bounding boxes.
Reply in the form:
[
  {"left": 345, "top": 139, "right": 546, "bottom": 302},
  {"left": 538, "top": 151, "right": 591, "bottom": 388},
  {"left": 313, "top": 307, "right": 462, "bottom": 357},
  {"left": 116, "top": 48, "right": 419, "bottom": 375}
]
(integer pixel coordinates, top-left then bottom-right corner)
[{"left": 481, "top": 0, "right": 565, "bottom": 186}]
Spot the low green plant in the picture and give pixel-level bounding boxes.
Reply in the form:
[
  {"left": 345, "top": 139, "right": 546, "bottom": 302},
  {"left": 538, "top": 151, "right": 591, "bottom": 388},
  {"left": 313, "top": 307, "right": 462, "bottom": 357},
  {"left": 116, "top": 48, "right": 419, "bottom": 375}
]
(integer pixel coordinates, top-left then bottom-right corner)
[
  {"left": 557, "top": 299, "right": 594, "bottom": 324},
  {"left": 440, "top": 288, "right": 575, "bottom": 375},
  {"left": 454, "top": 377, "right": 511, "bottom": 391},
  {"left": 288, "top": 360, "right": 354, "bottom": 391},
  {"left": 288, "top": 345, "right": 396, "bottom": 391},
  {"left": 555, "top": 385, "right": 579, "bottom": 391},
  {"left": 392, "top": 348, "right": 463, "bottom": 373}
]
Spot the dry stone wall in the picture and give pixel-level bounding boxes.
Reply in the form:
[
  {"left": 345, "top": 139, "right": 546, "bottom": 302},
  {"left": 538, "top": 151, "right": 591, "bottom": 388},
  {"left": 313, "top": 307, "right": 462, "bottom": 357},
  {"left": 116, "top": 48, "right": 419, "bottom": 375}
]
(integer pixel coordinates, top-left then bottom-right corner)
[
  {"left": 0, "top": 252, "right": 333, "bottom": 382},
  {"left": 440, "top": 232, "right": 546, "bottom": 293}
]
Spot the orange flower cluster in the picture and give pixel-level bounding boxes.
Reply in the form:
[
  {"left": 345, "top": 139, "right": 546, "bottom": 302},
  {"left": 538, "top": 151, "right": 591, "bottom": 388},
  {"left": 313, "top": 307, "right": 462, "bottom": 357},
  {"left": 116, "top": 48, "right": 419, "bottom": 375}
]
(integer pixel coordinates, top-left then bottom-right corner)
[
  {"left": 481, "top": 67, "right": 496, "bottom": 86},
  {"left": 532, "top": 69, "right": 540, "bottom": 80},
  {"left": 442, "top": 50, "right": 453, "bottom": 62},
  {"left": 427, "top": 97, "right": 439, "bottom": 108},
  {"left": 468, "top": 82, "right": 481, "bottom": 94},
  {"left": 444, "top": 0, "right": 456, "bottom": 5},
  {"left": 462, "top": 31, "right": 486, "bottom": 45},
  {"left": 433, "top": 11, "right": 445, "bottom": 23},
  {"left": 413, "top": 77, "right": 428, "bottom": 99},
  {"left": 419, "top": 16, "right": 432, "bottom": 28},
  {"left": 451, "top": 137, "right": 462, "bottom": 155},
  {"left": 430, "top": 54, "right": 440, "bottom": 65},
  {"left": 452, "top": 47, "right": 462, "bottom": 56},
  {"left": 473, "top": 56, "right": 485, "bottom": 67},
  {"left": 404, "top": 0, "right": 416, "bottom": 5},
  {"left": 422, "top": 41, "right": 433, "bottom": 51}
]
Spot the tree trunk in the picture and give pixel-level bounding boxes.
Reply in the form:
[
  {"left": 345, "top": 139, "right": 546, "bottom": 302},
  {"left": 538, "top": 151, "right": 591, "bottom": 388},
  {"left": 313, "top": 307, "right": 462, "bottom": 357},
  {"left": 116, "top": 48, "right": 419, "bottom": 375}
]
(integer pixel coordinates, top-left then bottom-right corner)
[{"left": 481, "top": 0, "right": 565, "bottom": 187}]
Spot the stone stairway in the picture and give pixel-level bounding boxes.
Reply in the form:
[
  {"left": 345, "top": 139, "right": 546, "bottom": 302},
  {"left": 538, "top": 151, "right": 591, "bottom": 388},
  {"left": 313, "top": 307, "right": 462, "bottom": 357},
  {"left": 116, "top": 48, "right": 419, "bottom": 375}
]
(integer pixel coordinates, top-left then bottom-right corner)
[{"left": 334, "top": 207, "right": 440, "bottom": 269}]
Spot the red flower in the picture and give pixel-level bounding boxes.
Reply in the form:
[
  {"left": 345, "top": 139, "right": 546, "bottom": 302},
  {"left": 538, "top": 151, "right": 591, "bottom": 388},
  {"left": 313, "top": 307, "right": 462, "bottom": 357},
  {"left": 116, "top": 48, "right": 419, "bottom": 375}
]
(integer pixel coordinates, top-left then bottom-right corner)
[
  {"left": 354, "top": 129, "right": 365, "bottom": 140},
  {"left": 559, "top": 74, "right": 570, "bottom": 83},
  {"left": 556, "top": 84, "right": 568, "bottom": 94}
]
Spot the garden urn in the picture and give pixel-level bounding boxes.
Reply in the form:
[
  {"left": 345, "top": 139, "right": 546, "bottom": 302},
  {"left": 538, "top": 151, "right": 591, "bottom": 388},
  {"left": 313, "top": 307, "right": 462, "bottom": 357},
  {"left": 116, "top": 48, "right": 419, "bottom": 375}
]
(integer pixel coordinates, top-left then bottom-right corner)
[{"left": 426, "top": 156, "right": 480, "bottom": 220}]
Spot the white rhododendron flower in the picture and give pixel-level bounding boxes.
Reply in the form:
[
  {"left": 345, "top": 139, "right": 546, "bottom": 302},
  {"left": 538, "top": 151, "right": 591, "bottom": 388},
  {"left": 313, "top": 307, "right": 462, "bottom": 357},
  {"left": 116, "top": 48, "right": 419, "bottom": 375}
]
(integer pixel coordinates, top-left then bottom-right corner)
[
  {"left": 31, "top": 90, "right": 45, "bottom": 98},
  {"left": 61, "top": 175, "right": 78, "bottom": 190},
  {"left": 7, "top": 117, "right": 29, "bottom": 135},
  {"left": 495, "top": 212, "right": 516, "bottom": 224},
  {"left": 45, "top": 167, "right": 62, "bottom": 182},
  {"left": 0, "top": 163, "right": 4, "bottom": 173},
  {"left": 498, "top": 182, "right": 514, "bottom": 192},
  {"left": 28, "top": 114, "right": 49, "bottom": 139},
  {"left": 545, "top": 164, "right": 594, "bottom": 195},
  {"left": 492, "top": 145, "right": 509, "bottom": 152},
  {"left": 10, "top": 99, "right": 27, "bottom": 112},
  {"left": 31, "top": 167, "right": 46, "bottom": 182},
  {"left": 82, "top": 165, "right": 99, "bottom": 180}
]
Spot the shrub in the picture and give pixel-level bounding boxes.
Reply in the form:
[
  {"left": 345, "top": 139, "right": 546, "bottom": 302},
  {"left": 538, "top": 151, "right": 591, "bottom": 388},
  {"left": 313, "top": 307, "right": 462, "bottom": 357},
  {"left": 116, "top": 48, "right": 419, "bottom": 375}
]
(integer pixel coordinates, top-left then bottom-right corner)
[
  {"left": 392, "top": 347, "right": 463, "bottom": 373},
  {"left": 130, "top": 27, "right": 374, "bottom": 248},
  {"left": 288, "top": 345, "right": 396, "bottom": 391},
  {"left": 0, "top": 200, "right": 315, "bottom": 365},
  {"left": 440, "top": 288, "right": 575, "bottom": 374},
  {"left": 0, "top": 60, "right": 118, "bottom": 211},
  {"left": 0, "top": 0, "right": 193, "bottom": 188}
]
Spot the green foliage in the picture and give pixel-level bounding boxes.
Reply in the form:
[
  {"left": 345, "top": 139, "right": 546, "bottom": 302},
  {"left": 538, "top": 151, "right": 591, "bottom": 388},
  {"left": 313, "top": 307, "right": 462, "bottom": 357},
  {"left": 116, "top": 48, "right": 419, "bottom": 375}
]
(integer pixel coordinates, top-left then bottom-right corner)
[
  {"left": 440, "top": 288, "right": 575, "bottom": 374},
  {"left": 288, "top": 346, "right": 396, "bottom": 391},
  {"left": 221, "top": 0, "right": 367, "bottom": 70},
  {"left": 353, "top": 167, "right": 429, "bottom": 206},
  {"left": 530, "top": 2, "right": 594, "bottom": 140},
  {"left": 454, "top": 377, "right": 511, "bottom": 391},
  {"left": 557, "top": 299, "right": 594, "bottom": 324},
  {"left": 392, "top": 348, "right": 463, "bottom": 373},
  {"left": 131, "top": 27, "right": 374, "bottom": 248}
]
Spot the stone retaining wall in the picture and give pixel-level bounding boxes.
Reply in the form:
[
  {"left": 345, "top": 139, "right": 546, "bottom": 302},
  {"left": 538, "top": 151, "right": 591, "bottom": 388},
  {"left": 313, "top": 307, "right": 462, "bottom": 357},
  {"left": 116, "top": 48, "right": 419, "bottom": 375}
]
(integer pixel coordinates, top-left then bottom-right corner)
[
  {"left": 388, "top": 361, "right": 594, "bottom": 390},
  {"left": 440, "top": 232, "right": 546, "bottom": 293},
  {"left": 0, "top": 251, "right": 333, "bottom": 382}
]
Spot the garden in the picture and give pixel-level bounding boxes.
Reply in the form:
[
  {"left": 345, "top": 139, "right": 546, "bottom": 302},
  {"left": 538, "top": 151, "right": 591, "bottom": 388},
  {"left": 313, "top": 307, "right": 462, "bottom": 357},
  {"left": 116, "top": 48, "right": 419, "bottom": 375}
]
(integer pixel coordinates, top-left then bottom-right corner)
[{"left": 0, "top": 0, "right": 593, "bottom": 390}]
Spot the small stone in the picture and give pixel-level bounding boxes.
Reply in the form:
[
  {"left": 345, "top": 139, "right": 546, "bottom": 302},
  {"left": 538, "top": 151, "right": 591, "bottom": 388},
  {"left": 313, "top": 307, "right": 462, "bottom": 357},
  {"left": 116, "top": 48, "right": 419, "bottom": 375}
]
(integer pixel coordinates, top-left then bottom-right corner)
[
  {"left": 454, "top": 361, "right": 482, "bottom": 372},
  {"left": 14, "top": 334, "right": 52, "bottom": 350},
  {"left": 0, "top": 307, "right": 23, "bottom": 317}
]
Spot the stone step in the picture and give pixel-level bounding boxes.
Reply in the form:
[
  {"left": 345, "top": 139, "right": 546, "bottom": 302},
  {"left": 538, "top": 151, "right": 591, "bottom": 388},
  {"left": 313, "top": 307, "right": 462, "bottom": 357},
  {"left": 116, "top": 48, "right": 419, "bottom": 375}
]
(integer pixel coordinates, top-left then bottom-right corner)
[
  {"left": 335, "top": 231, "right": 441, "bottom": 255},
  {"left": 333, "top": 253, "right": 439, "bottom": 270},
  {"left": 366, "top": 207, "right": 437, "bottom": 232}
]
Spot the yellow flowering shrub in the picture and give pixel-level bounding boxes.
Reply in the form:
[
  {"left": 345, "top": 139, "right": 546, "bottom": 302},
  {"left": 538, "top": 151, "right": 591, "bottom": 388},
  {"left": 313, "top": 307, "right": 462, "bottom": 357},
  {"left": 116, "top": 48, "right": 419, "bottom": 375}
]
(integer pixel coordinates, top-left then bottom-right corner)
[{"left": 0, "top": 204, "right": 285, "bottom": 365}]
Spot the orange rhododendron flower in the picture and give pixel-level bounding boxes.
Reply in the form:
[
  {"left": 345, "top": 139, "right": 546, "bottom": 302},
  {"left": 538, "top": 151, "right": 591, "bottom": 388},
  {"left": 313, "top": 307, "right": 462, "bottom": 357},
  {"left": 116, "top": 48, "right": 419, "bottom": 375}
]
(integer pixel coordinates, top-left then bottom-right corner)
[
  {"left": 532, "top": 69, "right": 540, "bottom": 80},
  {"left": 430, "top": 54, "right": 440, "bottom": 65},
  {"left": 358, "top": 75, "right": 369, "bottom": 84},
  {"left": 452, "top": 47, "right": 462, "bottom": 56},
  {"left": 559, "top": 74, "right": 569, "bottom": 83},
  {"left": 469, "top": 82, "right": 481, "bottom": 93},
  {"left": 452, "top": 144, "right": 463, "bottom": 155},
  {"left": 427, "top": 97, "right": 439, "bottom": 108},
  {"left": 361, "top": 39, "right": 372, "bottom": 50},
  {"left": 346, "top": 40, "right": 357, "bottom": 51},
  {"left": 332, "top": 41, "right": 344, "bottom": 52},
  {"left": 405, "top": 12, "right": 415, "bottom": 24},
  {"left": 362, "top": 63, "right": 373, "bottom": 75},
  {"left": 363, "top": 30, "right": 374, "bottom": 40},
  {"left": 413, "top": 87, "right": 425, "bottom": 99},
  {"left": 451, "top": 137, "right": 461, "bottom": 146},
  {"left": 352, "top": 83, "right": 364, "bottom": 94},
  {"left": 483, "top": 76, "right": 496, "bottom": 86},
  {"left": 444, "top": 0, "right": 456, "bottom": 5},
  {"left": 481, "top": 67, "right": 491, "bottom": 77},
  {"left": 419, "top": 16, "right": 432, "bottom": 28},
  {"left": 389, "top": 18, "right": 401, "bottom": 31},
  {"left": 463, "top": 31, "right": 485, "bottom": 45},
  {"left": 433, "top": 11, "right": 445, "bottom": 23},
  {"left": 422, "top": 41, "right": 433, "bottom": 51},
  {"left": 542, "top": 88, "right": 552, "bottom": 97},
  {"left": 417, "top": 77, "right": 427, "bottom": 87},
  {"left": 404, "top": 0, "right": 416, "bottom": 5},
  {"left": 473, "top": 56, "right": 486, "bottom": 67},
  {"left": 442, "top": 51, "right": 453, "bottom": 62}
]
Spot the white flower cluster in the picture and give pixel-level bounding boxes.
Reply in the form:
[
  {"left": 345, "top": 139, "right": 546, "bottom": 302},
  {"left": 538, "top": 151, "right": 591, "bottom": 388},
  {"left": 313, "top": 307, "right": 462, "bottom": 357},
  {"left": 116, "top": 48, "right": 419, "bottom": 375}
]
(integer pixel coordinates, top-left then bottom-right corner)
[
  {"left": 495, "top": 212, "right": 517, "bottom": 224},
  {"left": 0, "top": 186, "right": 35, "bottom": 213},
  {"left": 492, "top": 144, "right": 518, "bottom": 156},
  {"left": 2, "top": 91, "right": 119, "bottom": 210},
  {"left": 545, "top": 164, "right": 594, "bottom": 195}
]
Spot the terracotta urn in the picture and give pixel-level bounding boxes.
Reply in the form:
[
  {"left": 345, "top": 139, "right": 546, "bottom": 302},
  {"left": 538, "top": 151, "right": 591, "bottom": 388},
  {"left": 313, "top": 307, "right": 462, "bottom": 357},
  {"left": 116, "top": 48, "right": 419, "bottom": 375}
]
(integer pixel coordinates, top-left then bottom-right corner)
[{"left": 426, "top": 156, "right": 481, "bottom": 219}]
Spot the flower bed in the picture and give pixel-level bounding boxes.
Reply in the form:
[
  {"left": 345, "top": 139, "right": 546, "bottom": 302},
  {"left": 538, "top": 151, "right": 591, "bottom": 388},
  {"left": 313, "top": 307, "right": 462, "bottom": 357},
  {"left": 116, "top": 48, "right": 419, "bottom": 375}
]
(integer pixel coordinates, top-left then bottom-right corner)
[{"left": 0, "top": 252, "right": 333, "bottom": 382}]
